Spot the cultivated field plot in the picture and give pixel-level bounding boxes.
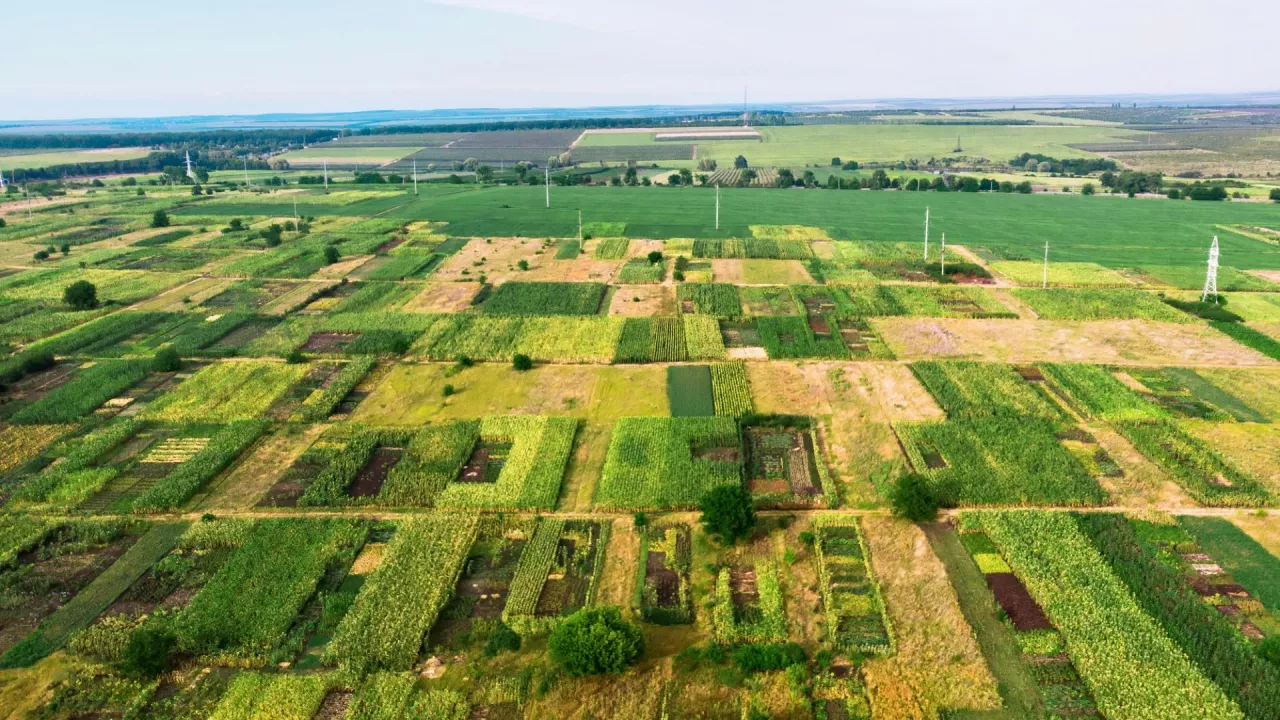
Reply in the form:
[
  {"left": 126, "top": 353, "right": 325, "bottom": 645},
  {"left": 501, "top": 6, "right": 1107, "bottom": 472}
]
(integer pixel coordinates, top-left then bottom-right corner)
[{"left": 6, "top": 147, "right": 1280, "bottom": 720}]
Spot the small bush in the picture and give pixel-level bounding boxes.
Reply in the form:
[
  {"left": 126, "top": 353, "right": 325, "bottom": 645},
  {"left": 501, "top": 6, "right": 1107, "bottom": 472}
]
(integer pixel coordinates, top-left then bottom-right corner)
[
  {"left": 285, "top": 350, "right": 307, "bottom": 364},
  {"left": 890, "top": 473, "right": 939, "bottom": 522},
  {"left": 151, "top": 210, "right": 170, "bottom": 228},
  {"left": 512, "top": 353, "right": 533, "bottom": 371},
  {"left": 323, "top": 245, "right": 341, "bottom": 264},
  {"left": 633, "top": 512, "right": 648, "bottom": 528},
  {"left": 483, "top": 622, "right": 522, "bottom": 657},
  {"left": 442, "top": 384, "right": 456, "bottom": 397},
  {"left": 123, "top": 626, "right": 177, "bottom": 677},
  {"left": 22, "top": 352, "right": 57, "bottom": 375},
  {"left": 547, "top": 606, "right": 644, "bottom": 676},
  {"left": 1260, "top": 636, "right": 1280, "bottom": 666},
  {"left": 699, "top": 485, "right": 756, "bottom": 545},
  {"left": 731, "top": 642, "right": 806, "bottom": 672},
  {"left": 152, "top": 347, "right": 182, "bottom": 372}
]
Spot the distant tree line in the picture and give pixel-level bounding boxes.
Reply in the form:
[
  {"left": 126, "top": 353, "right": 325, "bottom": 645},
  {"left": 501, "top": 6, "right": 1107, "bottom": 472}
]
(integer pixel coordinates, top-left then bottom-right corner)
[
  {"left": 1009, "top": 153, "right": 1118, "bottom": 174},
  {"left": 6, "top": 151, "right": 273, "bottom": 181},
  {"left": 0, "top": 129, "right": 340, "bottom": 152},
  {"left": 1099, "top": 170, "right": 1163, "bottom": 194}
]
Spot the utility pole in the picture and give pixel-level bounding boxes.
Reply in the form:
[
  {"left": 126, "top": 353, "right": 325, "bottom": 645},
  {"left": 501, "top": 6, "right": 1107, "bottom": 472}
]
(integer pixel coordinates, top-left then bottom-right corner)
[
  {"left": 293, "top": 198, "right": 298, "bottom": 220},
  {"left": 1042, "top": 241, "right": 1050, "bottom": 289},
  {"left": 413, "top": 159, "right": 419, "bottom": 196},
  {"left": 323, "top": 161, "right": 329, "bottom": 190},
  {"left": 715, "top": 184, "right": 721, "bottom": 230},
  {"left": 545, "top": 166, "right": 550, "bottom": 208},
  {"left": 243, "top": 157, "right": 250, "bottom": 187},
  {"left": 940, "top": 233, "right": 946, "bottom": 276},
  {"left": 924, "top": 206, "right": 930, "bottom": 261},
  {"left": 578, "top": 209, "right": 583, "bottom": 241}
]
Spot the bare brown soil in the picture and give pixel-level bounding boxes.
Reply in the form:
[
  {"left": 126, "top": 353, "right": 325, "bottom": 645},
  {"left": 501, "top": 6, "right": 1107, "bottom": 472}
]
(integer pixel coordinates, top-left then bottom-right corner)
[
  {"left": 348, "top": 447, "right": 403, "bottom": 497},
  {"left": 985, "top": 573, "right": 1052, "bottom": 631},
  {"left": 302, "top": 332, "right": 360, "bottom": 352}
]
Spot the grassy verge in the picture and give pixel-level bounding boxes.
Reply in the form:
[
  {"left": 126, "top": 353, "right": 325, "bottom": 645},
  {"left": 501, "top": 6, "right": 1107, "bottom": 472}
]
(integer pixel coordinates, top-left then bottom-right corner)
[
  {"left": 921, "top": 522, "right": 1043, "bottom": 719},
  {"left": 0, "top": 522, "right": 188, "bottom": 668},
  {"left": 1179, "top": 516, "right": 1280, "bottom": 614},
  {"left": 1211, "top": 321, "right": 1280, "bottom": 361}
]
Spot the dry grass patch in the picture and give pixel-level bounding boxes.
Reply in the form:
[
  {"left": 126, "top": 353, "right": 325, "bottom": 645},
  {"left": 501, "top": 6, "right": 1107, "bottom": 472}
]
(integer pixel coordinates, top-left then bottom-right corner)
[
  {"left": 521, "top": 257, "right": 620, "bottom": 283},
  {"left": 608, "top": 285, "right": 675, "bottom": 316},
  {"left": 400, "top": 282, "right": 479, "bottom": 313},
  {"left": 432, "top": 237, "right": 547, "bottom": 282},
  {"left": 260, "top": 280, "right": 336, "bottom": 316},
  {"left": 134, "top": 277, "right": 234, "bottom": 312},
  {"left": 1228, "top": 512, "right": 1280, "bottom": 560},
  {"left": 593, "top": 518, "right": 641, "bottom": 610},
  {"left": 742, "top": 260, "right": 814, "bottom": 285},
  {"left": 626, "top": 239, "right": 665, "bottom": 259},
  {"left": 861, "top": 516, "right": 1002, "bottom": 720},
  {"left": 1182, "top": 420, "right": 1280, "bottom": 494},
  {"left": 710, "top": 259, "right": 745, "bottom": 284},
  {"left": 197, "top": 424, "right": 329, "bottom": 512},
  {"left": 314, "top": 254, "right": 374, "bottom": 279},
  {"left": 873, "top": 317, "right": 1278, "bottom": 366},
  {"left": 1194, "top": 368, "right": 1280, "bottom": 420},
  {"left": 1090, "top": 426, "right": 1196, "bottom": 509}
]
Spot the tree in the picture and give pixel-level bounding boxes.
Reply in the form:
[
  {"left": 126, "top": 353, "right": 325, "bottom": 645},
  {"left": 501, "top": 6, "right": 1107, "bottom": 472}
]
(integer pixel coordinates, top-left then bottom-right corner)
[
  {"left": 1082, "top": 183, "right": 1096, "bottom": 196},
  {"left": 191, "top": 184, "right": 202, "bottom": 196},
  {"left": 547, "top": 606, "right": 644, "bottom": 676},
  {"left": 323, "top": 245, "right": 341, "bottom": 264},
  {"left": 152, "top": 347, "right": 182, "bottom": 372},
  {"left": 1036, "top": 162, "right": 1052, "bottom": 173},
  {"left": 905, "top": 178, "right": 919, "bottom": 191},
  {"left": 64, "top": 280, "right": 98, "bottom": 310},
  {"left": 1260, "top": 636, "right": 1280, "bottom": 667},
  {"left": 641, "top": 177, "right": 651, "bottom": 186},
  {"left": 1025, "top": 160, "right": 1039, "bottom": 172},
  {"left": 668, "top": 173, "right": 682, "bottom": 186},
  {"left": 1016, "top": 181, "right": 1033, "bottom": 194},
  {"left": 647, "top": 250, "right": 663, "bottom": 264},
  {"left": 890, "top": 473, "right": 938, "bottom": 522},
  {"left": 512, "top": 353, "right": 533, "bottom": 371},
  {"left": 151, "top": 210, "right": 170, "bottom": 228},
  {"left": 462, "top": 157, "right": 479, "bottom": 171},
  {"left": 1271, "top": 188, "right": 1280, "bottom": 203},
  {"left": 476, "top": 165, "right": 494, "bottom": 183},
  {"left": 697, "top": 158, "right": 718, "bottom": 171},
  {"left": 842, "top": 160, "right": 859, "bottom": 171},
  {"left": 0, "top": 218, "right": 4, "bottom": 228},
  {"left": 517, "top": 259, "right": 529, "bottom": 271},
  {"left": 123, "top": 627, "right": 177, "bottom": 677},
  {"left": 679, "top": 168, "right": 693, "bottom": 186},
  {"left": 734, "top": 155, "right": 748, "bottom": 169},
  {"left": 624, "top": 167, "right": 638, "bottom": 186},
  {"left": 831, "top": 157, "right": 842, "bottom": 166},
  {"left": 195, "top": 167, "right": 210, "bottom": 183},
  {"left": 699, "top": 485, "right": 756, "bottom": 544}
]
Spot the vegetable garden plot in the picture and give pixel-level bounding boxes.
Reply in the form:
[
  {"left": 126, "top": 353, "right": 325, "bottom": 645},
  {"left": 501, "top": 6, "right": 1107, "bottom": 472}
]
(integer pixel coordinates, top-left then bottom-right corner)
[
  {"left": 596, "top": 417, "right": 742, "bottom": 510},
  {"left": 710, "top": 362, "right": 753, "bottom": 417},
  {"left": 429, "top": 520, "right": 531, "bottom": 649},
  {"left": 142, "top": 361, "right": 309, "bottom": 423},
  {"left": 617, "top": 258, "right": 665, "bottom": 284},
  {"left": 478, "top": 281, "right": 606, "bottom": 316},
  {"left": 712, "top": 560, "right": 786, "bottom": 644},
  {"left": 896, "top": 418, "right": 1107, "bottom": 506},
  {"left": 743, "top": 420, "right": 829, "bottom": 506},
  {"left": 592, "top": 237, "right": 630, "bottom": 259},
  {"left": 433, "top": 416, "right": 576, "bottom": 510},
  {"left": 973, "top": 510, "right": 1246, "bottom": 720},
  {"left": 956, "top": 524, "right": 1099, "bottom": 718},
  {"left": 636, "top": 524, "right": 693, "bottom": 625},
  {"left": 815, "top": 519, "right": 893, "bottom": 655},
  {"left": 1076, "top": 515, "right": 1280, "bottom": 718},
  {"left": 667, "top": 365, "right": 715, "bottom": 417},
  {"left": 410, "top": 314, "right": 624, "bottom": 364},
  {"left": 910, "top": 360, "right": 1067, "bottom": 422},
  {"left": 1113, "top": 420, "right": 1270, "bottom": 506},
  {"left": 756, "top": 315, "right": 849, "bottom": 360},
  {"left": 503, "top": 519, "right": 607, "bottom": 634},
  {"left": 1010, "top": 288, "right": 1192, "bottom": 322},
  {"left": 677, "top": 283, "right": 741, "bottom": 318},
  {"left": 739, "top": 285, "right": 800, "bottom": 316},
  {"left": 0, "top": 518, "right": 147, "bottom": 661},
  {"left": 325, "top": 514, "right": 479, "bottom": 675},
  {"left": 5, "top": 360, "right": 148, "bottom": 424},
  {"left": 615, "top": 315, "right": 726, "bottom": 363},
  {"left": 692, "top": 238, "right": 812, "bottom": 260},
  {"left": 1120, "top": 366, "right": 1267, "bottom": 422},
  {"left": 0, "top": 424, "right": 71, "bottom": 479}
]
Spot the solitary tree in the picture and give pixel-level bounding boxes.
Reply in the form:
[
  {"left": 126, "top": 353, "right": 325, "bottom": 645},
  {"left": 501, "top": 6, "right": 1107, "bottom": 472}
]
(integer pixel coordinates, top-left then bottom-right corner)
[
  {"left": 734, "top": 155, "right": 749, "bottom": 169},
  {"left": 1270, "top": 188, "right": 1280, "bottom": 203},
  {"left": 152, "top": 347, "right": 182, "bottom": 372},
  {"left": 890, "top": 473, "right": 939, "bottom": 522},
  {"left": 831, "top": 157, "right": 842, "bottom": 166},
  {"left": 64, "top": 280, "right": 99, "bottom": 310},
  {"left": 323, "top": 245, "right": 341, "bottom": 264},
  {"left": 547, "top": 606, "right": 644, "bottom": 676},
  {"left": 1082, "top": 183, "right": 1096, "bottom": 196},
  {"left": 512, "top": 353, "right": 533, "bottom": 371},
  {"left": 679, "top": 168, "right": 693, "bottom": 186},
  {"left": 151, "top": 210, "right": 170, "bottom": 228},
  {"left": 699, "top": 485, "right": 756, "bottom": 544},
  {"left": 647, "top": 250, "right": 663, "bottom": 264}
]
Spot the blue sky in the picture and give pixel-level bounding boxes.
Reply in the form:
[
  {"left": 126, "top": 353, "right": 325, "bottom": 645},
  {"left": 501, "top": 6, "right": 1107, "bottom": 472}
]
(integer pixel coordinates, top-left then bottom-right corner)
[{"left": 4, "top": 0, "right": 1277, "bottom": 120}]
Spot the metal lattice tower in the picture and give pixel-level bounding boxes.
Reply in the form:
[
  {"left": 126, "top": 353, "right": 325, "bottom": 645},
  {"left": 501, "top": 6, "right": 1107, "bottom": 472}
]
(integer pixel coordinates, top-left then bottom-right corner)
[
  {"left": 1201, "top": 236, "right": 1220, "bottom": 302},
  {"left": 184, "top": 151, "right": 196, "bottom": 180},
  {"left": 0, "top": 168, "right": 7, "bottom": 192}
]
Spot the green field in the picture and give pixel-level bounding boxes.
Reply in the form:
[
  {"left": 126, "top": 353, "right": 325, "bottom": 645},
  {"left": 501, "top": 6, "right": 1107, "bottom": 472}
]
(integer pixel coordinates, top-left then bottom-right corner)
[
  {"left": 178, "top": 186, "right": 1280, "bottom": 269},
  {"left": 697, "top": 124, "right": 1142, "bottom": 166},
  {"left": 0, "top": 147, "right": 152, "bottom": 170},
  {"left": 275, "top": 146, "right": 423, "bottom": 166}
]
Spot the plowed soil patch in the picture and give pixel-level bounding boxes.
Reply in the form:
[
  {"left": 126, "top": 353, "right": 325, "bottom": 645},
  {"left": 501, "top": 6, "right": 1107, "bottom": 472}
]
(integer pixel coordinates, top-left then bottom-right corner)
[{"left": 985, "top": 572, "right": 1051, "bottom": 631}]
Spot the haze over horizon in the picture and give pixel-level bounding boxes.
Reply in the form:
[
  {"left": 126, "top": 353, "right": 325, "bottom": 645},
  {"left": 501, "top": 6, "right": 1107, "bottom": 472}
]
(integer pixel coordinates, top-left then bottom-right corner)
[{"left": 5, "top": 0, "right": 1279, "bottom": 121}]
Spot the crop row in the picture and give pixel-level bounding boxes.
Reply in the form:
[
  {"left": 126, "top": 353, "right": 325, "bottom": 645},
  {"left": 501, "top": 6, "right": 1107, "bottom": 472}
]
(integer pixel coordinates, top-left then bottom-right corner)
[
  {"left": 8, "top": 360, "right": 149, "bottom": 425},
  {"left": 290, "top": 356, "right": 377, "bottom": 422},
  {"left": 1113, "top": 420, "right": 1269, "bottom": 506},
  {"left": 615, "top": 315, "right": 726, "bottom": 363},
  {"left": 434, "top": 416, "right": 577, "bottom": 510},
  {"left": 910, "top": 360, "right": 1065, "bottom": 421},
  {"left": 691, "top": 238, "right": 813, "bottom": 259},
  {"left": 478, "top": 281, "right": 606, "bottom": 316},
  {"left": 975, "top": 510, "right": 1245, "bottom": 720},
  {"left": 596, "top": 416, "right": 741, "bottom": 510},
  {"left": 1038, "top": 363, "right": 1166, "bottom": 421},
  {"left": 325, "top": 514, "right": 479, "bottom": 675},
  {"left": 710, "top": 362, "right": 753, "bottom": 417},
  {"left": 502, "top": 517, "right": 565, "bottom": 620},
  {"left": 174, "top": 518, "right": 367, "bottom": 660},
  {"left": 592, "top": 237, "right": 630, "bottom": 259},
  {"left": 711, "top": 561, "right": 786, "bottom": 644},
  {"left": 814, "top": 519, "right": 894, "bottom": 655},
  {"left": 678, "top": 283, "right": 741, "bottom": 318}
]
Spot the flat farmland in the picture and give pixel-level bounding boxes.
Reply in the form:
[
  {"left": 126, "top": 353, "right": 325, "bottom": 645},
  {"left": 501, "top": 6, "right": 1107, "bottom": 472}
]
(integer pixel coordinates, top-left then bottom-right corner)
[
  {"left": 187, "top": 186, "right": 1280, "bottom": 270},
  {"left": 0, "top": 147, "right": 151, "bottom": 169},
  {"left": 697, "top": 124, "right": 1143, "bottom": 166},
  {"left": 275, "top": 146, "right": 423, "bottom": 167}
]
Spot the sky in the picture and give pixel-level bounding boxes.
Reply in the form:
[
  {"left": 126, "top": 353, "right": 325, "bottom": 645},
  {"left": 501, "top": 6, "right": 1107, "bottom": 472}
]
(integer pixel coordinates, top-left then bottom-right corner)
[{"left": 3, "top": 0, "right": 1278, "bottom": 120}]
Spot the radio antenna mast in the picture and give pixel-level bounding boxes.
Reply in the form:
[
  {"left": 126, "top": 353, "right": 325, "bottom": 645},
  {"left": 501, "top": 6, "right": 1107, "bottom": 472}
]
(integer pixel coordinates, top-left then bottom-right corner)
[
  {"left": 1201, "top": 236, "right": 1220, "bottom": 303},
  {"left": 923, "top": 207, "right": 930, "bottom": 261},
  {"left": 545, "top": 166, "right": 550, "bottom": 208}
]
